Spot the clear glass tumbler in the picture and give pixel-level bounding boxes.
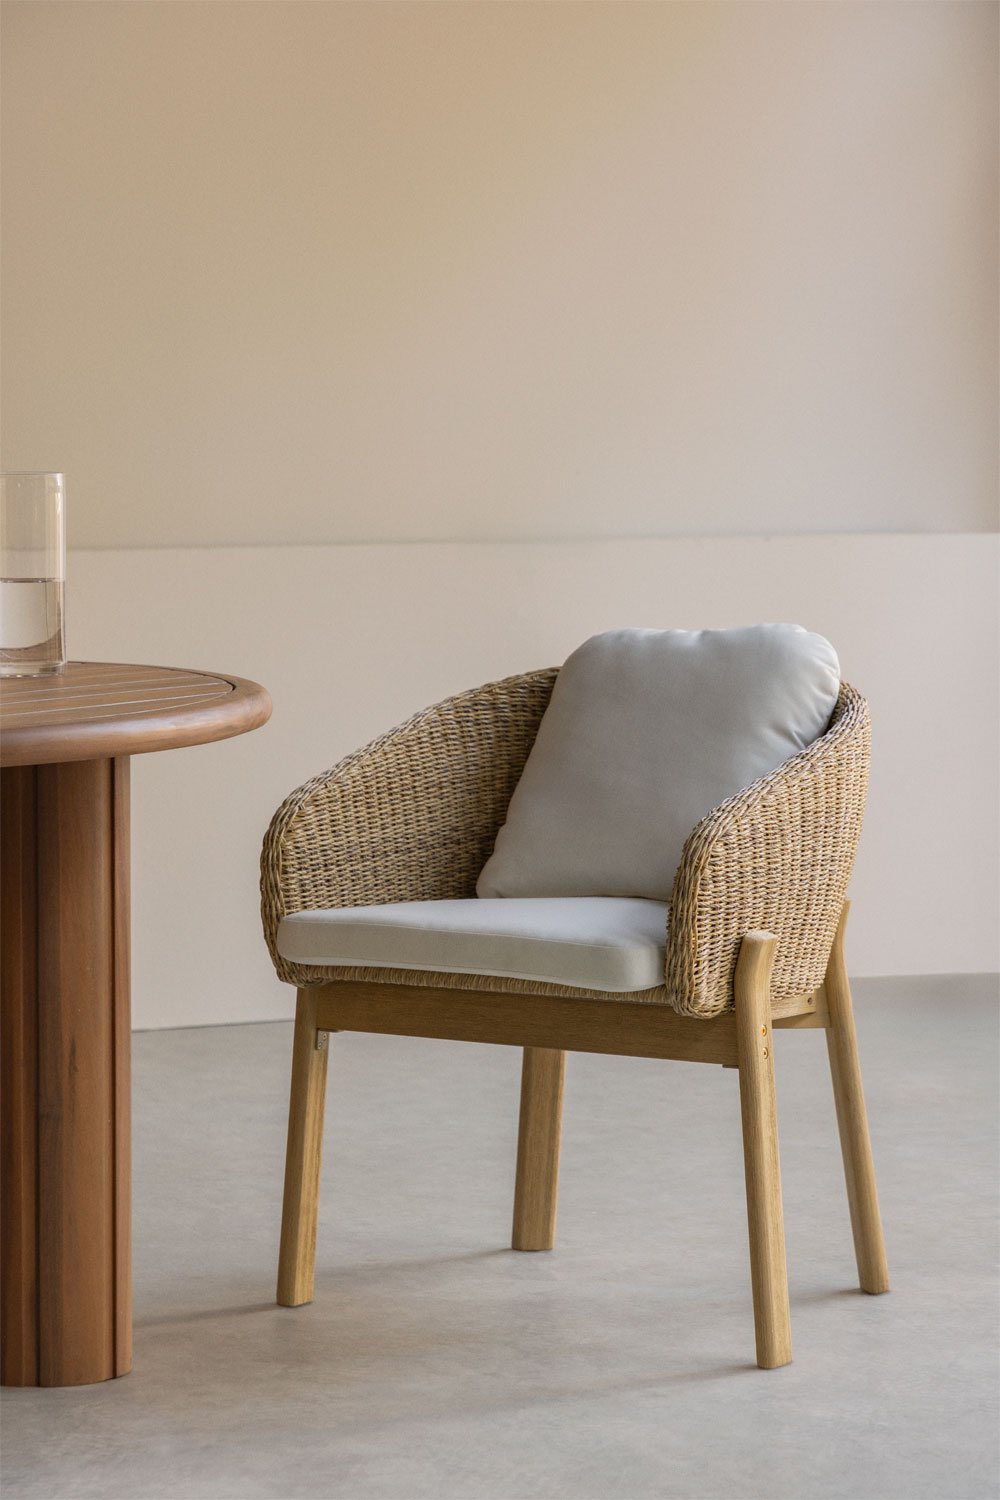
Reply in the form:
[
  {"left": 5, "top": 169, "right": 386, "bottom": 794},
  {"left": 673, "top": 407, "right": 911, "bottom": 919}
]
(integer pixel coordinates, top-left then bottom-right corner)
[{"left": 0, "top": 472, "right": 67, "bottom": 677}]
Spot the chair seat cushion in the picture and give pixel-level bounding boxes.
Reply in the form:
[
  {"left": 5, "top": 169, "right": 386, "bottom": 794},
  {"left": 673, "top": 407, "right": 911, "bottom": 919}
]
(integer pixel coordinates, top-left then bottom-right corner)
[
  {"left": 476, "top": 624, "right": 840, "bottom": 902},
  {"left": 276, "top": 897, "right": 668, "bottom": 993}
]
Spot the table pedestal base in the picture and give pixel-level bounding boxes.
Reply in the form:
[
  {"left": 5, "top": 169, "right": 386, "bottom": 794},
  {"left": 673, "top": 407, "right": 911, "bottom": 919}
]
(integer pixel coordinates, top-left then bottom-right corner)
[{"left": 1, "top": 757, "right": 132, "bottom": 1386}]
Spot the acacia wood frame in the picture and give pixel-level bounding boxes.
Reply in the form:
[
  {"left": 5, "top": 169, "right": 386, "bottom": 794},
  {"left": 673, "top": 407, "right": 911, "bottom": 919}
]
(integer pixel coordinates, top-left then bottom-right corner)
[{"left": 276, "top": 902, "right": 888, "bottom": 1370}]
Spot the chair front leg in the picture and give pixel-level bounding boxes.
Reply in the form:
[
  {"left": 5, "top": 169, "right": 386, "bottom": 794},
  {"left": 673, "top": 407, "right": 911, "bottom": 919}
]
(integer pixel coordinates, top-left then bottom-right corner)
[
  {"left": 825, "top": 904, "right": 890, "bottom": 1294},
  {"left": 277, "top": 989, "right": 330, "bottom": 1307},
  {"left": 735, "top": 932, "right": 792, "bottom": 1369},
  {"left": 512, "top": 1047, "right": 565, "bottom": 1251}
]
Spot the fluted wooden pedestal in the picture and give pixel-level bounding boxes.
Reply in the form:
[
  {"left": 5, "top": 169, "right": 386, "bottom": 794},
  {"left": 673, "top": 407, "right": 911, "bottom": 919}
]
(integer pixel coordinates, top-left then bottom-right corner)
[{"left": 1, "top": 758, "right": 132, "bottom": 1386}]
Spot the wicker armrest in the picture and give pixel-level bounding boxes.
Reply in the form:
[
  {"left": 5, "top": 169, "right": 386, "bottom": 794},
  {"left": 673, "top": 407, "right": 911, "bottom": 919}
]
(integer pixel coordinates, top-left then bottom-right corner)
[
  {"left": 260, "top": 668, "right": 558, "bottom": 984},
  {"left": 665, "top": 683, "right": 871, "bottom": 1018}
]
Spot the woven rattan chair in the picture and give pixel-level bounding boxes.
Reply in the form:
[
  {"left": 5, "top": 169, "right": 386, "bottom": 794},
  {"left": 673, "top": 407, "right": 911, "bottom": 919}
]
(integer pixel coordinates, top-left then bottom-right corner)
[{"left": 260, "top": 667, "right": 888, "bottom": 1370}]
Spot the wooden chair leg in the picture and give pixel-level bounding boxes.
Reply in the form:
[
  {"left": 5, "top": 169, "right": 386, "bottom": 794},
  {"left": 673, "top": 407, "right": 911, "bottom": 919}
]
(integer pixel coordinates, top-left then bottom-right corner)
[
  {"left": 276, "top": 989, "right": 330, "bottom": 1307},
  {"left": 512, "top": 1047, "right": 565, "bottom": 1251},
  {"left": 825, "top": 904, "right": 890, "bottom": 1294},
  {"left": 735, "top": 932, "right": 792, "bottom": 1369}
]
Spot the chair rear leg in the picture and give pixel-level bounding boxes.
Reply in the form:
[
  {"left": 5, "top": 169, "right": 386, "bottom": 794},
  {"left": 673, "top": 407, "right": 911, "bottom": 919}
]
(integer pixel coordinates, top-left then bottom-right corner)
[
  {"left": 735, "top": 933, "right": 792, "bottom": 1369},
  {"left": 512, "top": 1047, "right": 565, "bottom": 1250},
  {"left": 825, "top": 904, "right": 890, "bottom": 1294},
  {"left": 277, "top": 989, "right": 330, "bottom": 1307}
]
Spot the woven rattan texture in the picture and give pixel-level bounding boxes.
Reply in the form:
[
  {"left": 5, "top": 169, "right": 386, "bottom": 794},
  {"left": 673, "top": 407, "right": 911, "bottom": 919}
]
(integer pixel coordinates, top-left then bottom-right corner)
[
  {"left": 260, "top": 669, "right": 558, "bottom": 986},
  {"left": 664, "top": 683, "right": 870, "bottom": 1017},
  {"left": 261, "top": 673, "right": 869, "bottom": 1018}
]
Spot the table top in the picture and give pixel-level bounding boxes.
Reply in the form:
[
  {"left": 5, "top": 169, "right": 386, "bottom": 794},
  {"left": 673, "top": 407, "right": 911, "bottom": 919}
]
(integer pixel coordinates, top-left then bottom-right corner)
[{"left": 0, "top": 662, "right": 272, "bottom": 767}]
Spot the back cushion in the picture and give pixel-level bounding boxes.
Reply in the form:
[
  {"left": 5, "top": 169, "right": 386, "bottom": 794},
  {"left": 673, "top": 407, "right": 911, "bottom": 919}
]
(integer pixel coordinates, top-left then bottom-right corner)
[{"left": 476, "top": 624, "right": 840, "bottom": 901}]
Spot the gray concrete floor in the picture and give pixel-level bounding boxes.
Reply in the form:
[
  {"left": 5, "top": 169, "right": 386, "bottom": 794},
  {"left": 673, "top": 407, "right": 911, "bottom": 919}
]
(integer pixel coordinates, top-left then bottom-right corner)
[{"left": 2, "top": 981, "right": 998, "bottom": 1500}]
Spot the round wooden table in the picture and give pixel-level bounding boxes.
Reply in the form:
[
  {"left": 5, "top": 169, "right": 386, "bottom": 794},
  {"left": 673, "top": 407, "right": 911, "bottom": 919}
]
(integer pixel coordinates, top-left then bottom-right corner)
[{"left": 0, "top": 663, "right": 271, "bottom": 1387}]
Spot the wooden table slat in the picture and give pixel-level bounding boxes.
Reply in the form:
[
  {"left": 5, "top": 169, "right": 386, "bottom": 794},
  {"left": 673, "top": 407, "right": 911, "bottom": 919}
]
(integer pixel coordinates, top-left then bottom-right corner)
[
  {"left": 2, "top": 690, "right": 231, "bottom": 721},
  {"left": 3, "top": 675, "right": 220, "bottom": 703}
]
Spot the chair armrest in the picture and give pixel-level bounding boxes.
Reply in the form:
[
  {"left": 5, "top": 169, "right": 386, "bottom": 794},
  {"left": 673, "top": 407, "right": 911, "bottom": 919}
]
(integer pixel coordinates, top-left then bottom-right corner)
[
  {"left": 665, "top": 683, "right": 871, "bottom": 1018},
  {"left": 260, "top": 668, "right": 558, "bottom": 984}
]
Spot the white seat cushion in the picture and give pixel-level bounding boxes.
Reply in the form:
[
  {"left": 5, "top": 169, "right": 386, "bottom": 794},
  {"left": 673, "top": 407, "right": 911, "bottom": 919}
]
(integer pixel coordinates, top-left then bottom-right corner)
[
  {"left": 276, "top": 897, "right": 668, "bottom": 993},
  {"left": 476, "top": 624, "right": 840, "bottom": 902}
]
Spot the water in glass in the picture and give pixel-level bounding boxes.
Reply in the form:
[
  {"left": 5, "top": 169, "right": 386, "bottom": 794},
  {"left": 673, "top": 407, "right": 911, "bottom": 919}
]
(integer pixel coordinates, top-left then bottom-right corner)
[{"left": 0, "top": 576, "right": 65, "bottom": 676}]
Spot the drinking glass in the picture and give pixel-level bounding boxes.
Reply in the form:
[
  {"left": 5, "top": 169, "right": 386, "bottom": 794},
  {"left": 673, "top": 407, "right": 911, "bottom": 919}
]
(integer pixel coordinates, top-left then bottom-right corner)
[{"left": 0, "top": 472, "right": 67, "bottom": 676}]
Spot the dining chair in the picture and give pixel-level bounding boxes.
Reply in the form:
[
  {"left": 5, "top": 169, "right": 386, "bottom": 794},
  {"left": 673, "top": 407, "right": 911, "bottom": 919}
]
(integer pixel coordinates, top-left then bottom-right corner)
[{"left": 260, "top": 626, "right": 888, "bottom": 1369}]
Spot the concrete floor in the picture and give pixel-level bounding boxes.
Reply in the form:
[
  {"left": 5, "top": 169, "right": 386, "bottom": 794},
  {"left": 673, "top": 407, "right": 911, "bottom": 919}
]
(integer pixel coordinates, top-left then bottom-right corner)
[{"left": 2, "top": 980, "right": 997, "bottom": 1500}]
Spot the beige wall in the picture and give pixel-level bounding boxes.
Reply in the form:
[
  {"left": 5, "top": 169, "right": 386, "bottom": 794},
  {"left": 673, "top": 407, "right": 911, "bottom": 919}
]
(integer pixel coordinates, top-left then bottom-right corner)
[{"left": 3, "top": 1, "right": 997, "bottom": 547}]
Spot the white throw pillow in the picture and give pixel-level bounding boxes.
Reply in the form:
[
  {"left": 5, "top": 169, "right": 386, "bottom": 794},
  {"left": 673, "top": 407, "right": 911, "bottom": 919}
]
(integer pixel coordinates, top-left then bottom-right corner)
[{"left": 476, "top": 624, "right": 840, "bottom": 902}]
